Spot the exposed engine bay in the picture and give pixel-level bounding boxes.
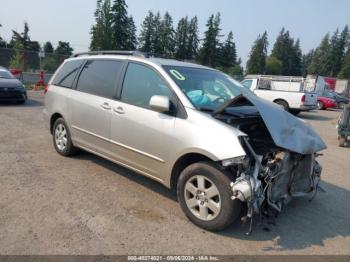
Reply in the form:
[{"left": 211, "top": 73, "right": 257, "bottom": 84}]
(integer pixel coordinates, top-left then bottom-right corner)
[{"left": 213, "top": 94, "right": 326, "bottom": 233}]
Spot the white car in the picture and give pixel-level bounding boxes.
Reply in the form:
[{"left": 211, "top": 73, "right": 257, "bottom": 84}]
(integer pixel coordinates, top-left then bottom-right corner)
[{"left": 241, "top": 75, "right": 317, "bottom": 115}]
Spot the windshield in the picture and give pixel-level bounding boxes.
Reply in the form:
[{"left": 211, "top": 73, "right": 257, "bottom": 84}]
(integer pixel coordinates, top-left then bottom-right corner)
[
  {"left": 163, "top": 66, "right": 251, "bottom": 111},
  {"left": 0, "top": 70, "right": 14, "bottom": 79}
]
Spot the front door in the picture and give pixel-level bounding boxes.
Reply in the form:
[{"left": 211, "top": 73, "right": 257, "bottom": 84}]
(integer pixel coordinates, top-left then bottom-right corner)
[{"left": 110, "top": 62, "right": 176, "bottom": 182}]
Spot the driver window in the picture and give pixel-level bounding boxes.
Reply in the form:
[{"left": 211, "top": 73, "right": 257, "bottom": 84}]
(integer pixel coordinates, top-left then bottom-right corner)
[{"left": 121, "top": 63, "right": 172, "bottom": 109}]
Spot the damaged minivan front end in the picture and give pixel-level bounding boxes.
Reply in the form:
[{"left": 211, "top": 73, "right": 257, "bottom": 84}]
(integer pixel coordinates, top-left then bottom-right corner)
[{"left": 213, "top": 93, "right": 326, "bottom": 232}]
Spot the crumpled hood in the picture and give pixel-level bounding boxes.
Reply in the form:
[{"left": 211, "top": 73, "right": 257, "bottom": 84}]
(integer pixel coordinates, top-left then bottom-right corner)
[{"left": 214, "top": 92, "right": 327, "bottom": 155}]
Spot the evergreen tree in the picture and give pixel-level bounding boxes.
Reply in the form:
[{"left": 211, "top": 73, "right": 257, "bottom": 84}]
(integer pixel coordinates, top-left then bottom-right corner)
[
  {"left": 291, "top": 39, "right": 302, "bottom": 75},
  {"left": 90, "top": 0, "right": 114, "bottom": 50},
  {"left": 338, "top": 46, "right": 350, "bottom": 79},
  {"left": 265, "top": 56, "right": 283, "bottom": 75},
  {"left": 219, "top": 31, "right": 237, "bottom": 68},
  {"left": 174, "top": 17, "right": 189, "bottom": 59},
  {"left": 124, "top": 16, "right": 137, "bottom": 50},
  {"left": 55, "top": 41, "right": 73, "bottom": 56},
  {"left": 158, "top": 12, "right": 175, "bottom": 57},
  {"left": 308, "top": 34, "right": 331, "bottom": 75},
  {"left": 139, "top": 11, "right": 155, "bottom": 53},
  {"left": 271, "top": 28, "right": 301, "bottom": 75},
  {"left": 197, "top": 13, "right": 222, "bottom": 67},
  {"left": 152, "top": 12, "right": 163, "bottom": 55},
  {"left": 186, "top": 16, "right": 199, "bottom": 60},
  {"left": 111, "top": 0, "right": 129, "bottom": 49},
  {"left": 0, "top": 24, "right": 6, "bottom": 47},
  {"left": 43, "top": 42, "right": 54, "bottom": 53},
  {"left": 301, "top": 49, "right": 314, "bottom": 76},
  {"left": 329, "top": 26, "right": 349, "bottom": 76},
  {"left": 246, "top": 31, "right": 268, "bottom": 74}
]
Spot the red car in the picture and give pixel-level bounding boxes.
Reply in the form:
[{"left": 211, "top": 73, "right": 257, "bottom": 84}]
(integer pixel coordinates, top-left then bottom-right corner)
[{"left": 317, "top": 96, "right": 337, "bottom": 110}]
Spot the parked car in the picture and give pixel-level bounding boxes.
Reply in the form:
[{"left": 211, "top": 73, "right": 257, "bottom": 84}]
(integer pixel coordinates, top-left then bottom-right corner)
[
  {"left": 322, "top": 90, "right": 349, "bottom": 109},
  {"left": 317, "top": 96, "right": 337, "bottom": 110},
  {"left": 44, "top": 51, "right": 326, "bottom": 232},
  {"left": 0, "top": 66, "right": 27, "bottom": 103},
  {"left": 241, "top": 75, "right": 317, "bottom": 115}
]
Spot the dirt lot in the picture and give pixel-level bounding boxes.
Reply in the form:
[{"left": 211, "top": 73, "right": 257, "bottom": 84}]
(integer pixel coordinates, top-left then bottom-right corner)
[{"left": 0, "top": 91, "right": 349, "bottom": 255}]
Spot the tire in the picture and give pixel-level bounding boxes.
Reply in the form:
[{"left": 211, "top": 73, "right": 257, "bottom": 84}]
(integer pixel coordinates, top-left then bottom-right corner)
[
  {"left": 290, "top": 109, "right": 301, "bottom": 116},
  {"left": 338, "top": 102, "right": 346, "bottom": 109},
  {"left": 317, "top": 101, "right": 324, "bottom": 110},
  {"left": 177, "top": 162, "right": 241, "bottom": 231},
  {"left": 52, "top": 118, "right": 78, "bottom": 156},
  {"left": 17, "top": 100, "right": 26, "bottom": 104},
  {"left": 275, "top": 100, "right": 289, "bottom": 111}
]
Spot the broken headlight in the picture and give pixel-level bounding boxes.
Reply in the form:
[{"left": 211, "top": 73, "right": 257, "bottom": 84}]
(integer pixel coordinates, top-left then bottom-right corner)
[{"left": 222, "top": 155, "right": 249, "bottom": 167}]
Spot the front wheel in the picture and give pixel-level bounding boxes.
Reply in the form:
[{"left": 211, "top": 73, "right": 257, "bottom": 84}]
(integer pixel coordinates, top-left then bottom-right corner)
[{"left": 177, "top": 162, "right": 241, "bottom": 231}]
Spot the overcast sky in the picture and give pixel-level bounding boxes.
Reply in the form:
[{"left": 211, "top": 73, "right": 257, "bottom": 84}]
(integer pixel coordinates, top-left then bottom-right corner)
[{"left": 0, "top": 0, "right": 349, "bottom": 65}]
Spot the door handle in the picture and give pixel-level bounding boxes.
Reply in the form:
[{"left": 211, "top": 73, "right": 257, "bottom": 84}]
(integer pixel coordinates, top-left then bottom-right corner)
[
  {"left": 113, "top": 106, "right": 125, "bottom": 114},
  {"left": 101, "top": 102, "right": 111, "bottom": 110}
]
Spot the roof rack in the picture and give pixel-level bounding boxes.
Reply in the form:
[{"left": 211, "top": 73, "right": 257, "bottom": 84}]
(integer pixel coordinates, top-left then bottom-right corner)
[{"left": 71, "top": 50, "right": 149, "bottom": 58}]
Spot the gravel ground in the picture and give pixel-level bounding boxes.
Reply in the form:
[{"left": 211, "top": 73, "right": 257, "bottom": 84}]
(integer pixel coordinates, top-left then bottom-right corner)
[{"left": 0, "top": 91, "right": 349, "bottom": 255}]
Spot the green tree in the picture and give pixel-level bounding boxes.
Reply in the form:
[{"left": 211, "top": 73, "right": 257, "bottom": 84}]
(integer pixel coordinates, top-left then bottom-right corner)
[
  {"left": 186, "top": 16, "right": 199, "bottom": 60},
  {"left": 329, "top": 26, "right": 349, "bottom": 76},
  {"left": 43, "top": 41, "right": 54, "bottom": 53},
  {"left": 139, "top": 11, "right": 155, "bottom": 53},
  {"left": 90, "top": 0, "right": 113, "bottom": 51},
  {"left": 197, "top": 13, "right": 222, "bottom": 67},
  {"left": 174, "top": 17, "right": 189, "bottom": 59},
  {"left": 265, "top": 56, "right": 283, "bottom": 75},
  {"left": 152, "top": 12, "right": 163, "bottom": 55},
  {"left": 219, "top": 31, "right": 237, "bottom": 68},
  {"left": 54, "top": 41, "right": 73, "bottom": 65},
  {"left": 301, "top": 49, "right": 314, "bottom": 76},
  {"left": 338, "top": 46, "right": 350, "bottom": 79},
  {"left": 158, "top": 12, "right": 175, "bottom": 57},
  {"left": 271, "top": 28, "right": 301, "bottom": 75},
  {"left": 125, "top": 16, "right": 137, "bottom": 50},
  {"left": 0, "top": 24, "right": 6, "bottom": 47},
  {"left": 9, "top": 22, "right": 40, "bottom": 70},
  {"left": 246, "top": 31, "right": 268, "bottom": 74},
  {"left": 111, "top": 0, "right": 129, "bottom": 49},
  {"left": 308, "top": 34, "right": 331, "bottom": 75}
]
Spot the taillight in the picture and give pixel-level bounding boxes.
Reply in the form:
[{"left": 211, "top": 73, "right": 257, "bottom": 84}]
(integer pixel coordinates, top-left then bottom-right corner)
[
  {"left": 301, "top": 95, "right": 306, "bottom": 102},
  {"left": 44, "top": 85, "right": 49, "bottom": 94}
]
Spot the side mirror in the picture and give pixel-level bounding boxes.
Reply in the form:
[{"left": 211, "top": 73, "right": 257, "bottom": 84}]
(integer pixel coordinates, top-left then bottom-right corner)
[{"left": 149, "top": 95, "right": 170, "bottom": 113}]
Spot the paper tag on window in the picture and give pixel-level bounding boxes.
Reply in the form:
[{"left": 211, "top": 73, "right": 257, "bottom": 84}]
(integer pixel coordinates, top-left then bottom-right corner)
[{"left": 170, "top": 69, "right": 186, "bottom": 81}]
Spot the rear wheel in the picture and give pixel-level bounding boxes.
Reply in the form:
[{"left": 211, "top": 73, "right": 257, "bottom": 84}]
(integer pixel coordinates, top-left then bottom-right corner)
[
  {"left": 290, "top": 109, "right": 301, "bottom": 116},
  {"left": 177, "top": 162, "right": 241, "bottom": 231},
  {"left": 52, "top": 118, "right": 78, "bottom": 156},
  {"left": 275, "top": 100, "right": 289, "bottom": 111},
  {"left": 317, "top": 101, "right": 324, "bottom": 110}
]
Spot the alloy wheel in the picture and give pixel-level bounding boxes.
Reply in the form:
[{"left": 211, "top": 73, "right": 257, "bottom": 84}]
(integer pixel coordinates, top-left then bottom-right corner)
[{"left": 184, "top": 175, "right": 221, "bottom": 221}]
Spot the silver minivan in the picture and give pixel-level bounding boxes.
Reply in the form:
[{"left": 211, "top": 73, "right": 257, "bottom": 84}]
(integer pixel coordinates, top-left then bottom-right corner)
[{"left": 44, "top": 51, "right": 326, "bottom": 231}]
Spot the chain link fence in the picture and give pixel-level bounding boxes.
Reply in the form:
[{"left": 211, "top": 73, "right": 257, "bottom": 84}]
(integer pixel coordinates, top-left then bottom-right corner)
[{"left": 0, "top": 47, "right": 71, "bottom": 85}]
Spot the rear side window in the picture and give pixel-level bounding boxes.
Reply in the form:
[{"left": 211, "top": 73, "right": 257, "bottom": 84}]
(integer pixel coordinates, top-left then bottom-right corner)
[
  {"left": 52, "top": 60, "right": 84, "bottom": 88},
  {"left": 76, "top": 60, "right": 122, "bottom": 98}
]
